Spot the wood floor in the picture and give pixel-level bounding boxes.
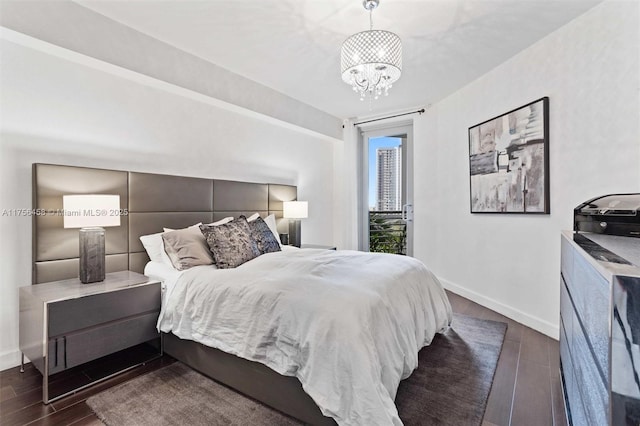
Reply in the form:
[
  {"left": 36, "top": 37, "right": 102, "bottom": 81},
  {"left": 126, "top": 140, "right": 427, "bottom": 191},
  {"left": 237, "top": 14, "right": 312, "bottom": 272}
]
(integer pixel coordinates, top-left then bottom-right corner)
[
  {"left": 0, "top": 290, "right": 566, "bottom": 426},
  {"left": 447, "top": 291, "right": 568, "bottom": 426}
]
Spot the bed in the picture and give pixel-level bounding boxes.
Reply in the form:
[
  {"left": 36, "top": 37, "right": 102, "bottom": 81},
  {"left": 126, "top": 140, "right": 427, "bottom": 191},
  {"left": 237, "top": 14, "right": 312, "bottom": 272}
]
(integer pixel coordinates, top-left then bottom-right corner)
[
  {"left": 32, "top": 163, "right": 452, "bottom": 426},
  {"left": 147, "top": 247, "right": 451, "bottom": 425}
]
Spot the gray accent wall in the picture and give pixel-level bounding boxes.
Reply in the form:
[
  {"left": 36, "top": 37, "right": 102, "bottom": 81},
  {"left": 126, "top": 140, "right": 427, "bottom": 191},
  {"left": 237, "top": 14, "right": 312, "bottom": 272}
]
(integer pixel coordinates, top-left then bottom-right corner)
[{"left": 32, "top": 164, "right": 297, "bottom": 284}]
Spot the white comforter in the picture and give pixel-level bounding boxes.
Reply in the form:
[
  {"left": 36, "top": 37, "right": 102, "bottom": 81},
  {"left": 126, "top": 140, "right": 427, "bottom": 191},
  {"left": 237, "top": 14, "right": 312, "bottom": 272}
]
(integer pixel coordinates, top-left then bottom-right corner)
[{"left": 157, "top": 249, "right": 452, "bottom": 425}]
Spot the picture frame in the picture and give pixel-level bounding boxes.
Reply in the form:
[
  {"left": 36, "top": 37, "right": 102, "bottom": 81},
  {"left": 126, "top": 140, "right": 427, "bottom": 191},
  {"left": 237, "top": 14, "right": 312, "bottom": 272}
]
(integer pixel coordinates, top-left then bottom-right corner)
[{"left": 468, "top": 97, "right": 549, "bottom": 214}]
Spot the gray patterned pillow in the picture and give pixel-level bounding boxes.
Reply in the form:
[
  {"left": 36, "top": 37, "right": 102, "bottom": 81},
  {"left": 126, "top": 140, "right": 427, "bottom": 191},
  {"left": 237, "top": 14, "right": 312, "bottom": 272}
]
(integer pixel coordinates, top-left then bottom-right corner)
[
  {"left": 200, "top": 217, "right": 260, "bottom": 269},
  {"left": 248, "top": 216, "right": 281, "bottom": 255}
]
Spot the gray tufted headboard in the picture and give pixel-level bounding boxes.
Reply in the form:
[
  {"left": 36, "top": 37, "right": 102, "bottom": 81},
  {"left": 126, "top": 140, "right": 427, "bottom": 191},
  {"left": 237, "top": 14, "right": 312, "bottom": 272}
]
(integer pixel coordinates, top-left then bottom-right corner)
[{"left": 32, "top": 163, "right": 297, "bottom": 284}]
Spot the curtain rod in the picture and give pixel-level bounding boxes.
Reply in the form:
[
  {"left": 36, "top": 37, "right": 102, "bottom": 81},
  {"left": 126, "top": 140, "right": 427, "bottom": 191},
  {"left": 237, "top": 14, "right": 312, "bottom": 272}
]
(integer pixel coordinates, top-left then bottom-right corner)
[{"left": 349, "top": 108, "right": 425, "bottom": 127}]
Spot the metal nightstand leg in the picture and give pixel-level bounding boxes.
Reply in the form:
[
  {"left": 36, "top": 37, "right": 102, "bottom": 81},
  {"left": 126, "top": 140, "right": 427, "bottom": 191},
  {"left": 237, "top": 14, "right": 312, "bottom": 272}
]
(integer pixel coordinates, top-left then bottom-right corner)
[
  {"left": 43, "top": 354, "right": 49, "bottom": 404},
  {"left": 20, "top": 352, "right": 24, "bottom": 373}
]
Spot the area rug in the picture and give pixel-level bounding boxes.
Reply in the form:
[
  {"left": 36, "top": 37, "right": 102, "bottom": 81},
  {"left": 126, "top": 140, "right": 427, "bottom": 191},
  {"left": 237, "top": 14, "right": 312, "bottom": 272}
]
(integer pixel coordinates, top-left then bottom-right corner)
[
  {"left": 396, "top": 314, "right": 507, "bottom": 425},
  {"left": 87, "top": 314, "right": 506, "bottom": 426}
]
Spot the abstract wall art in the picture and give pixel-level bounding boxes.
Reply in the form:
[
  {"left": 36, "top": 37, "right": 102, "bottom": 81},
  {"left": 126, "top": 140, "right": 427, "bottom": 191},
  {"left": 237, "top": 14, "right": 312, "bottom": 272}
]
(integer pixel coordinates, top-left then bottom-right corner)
[{"left": 468, "top": 97, "right": 549, "bottom": 214}]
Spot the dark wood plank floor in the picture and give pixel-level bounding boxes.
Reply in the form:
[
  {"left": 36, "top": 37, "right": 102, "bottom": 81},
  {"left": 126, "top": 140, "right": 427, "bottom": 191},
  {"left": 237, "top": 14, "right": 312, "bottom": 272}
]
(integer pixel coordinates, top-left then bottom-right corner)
[
  {"left": 0, "top": 290, "right": 566, "bottom": 425},
  {"left": 447, "top": 291, "right": 567, "bottom": 426}
]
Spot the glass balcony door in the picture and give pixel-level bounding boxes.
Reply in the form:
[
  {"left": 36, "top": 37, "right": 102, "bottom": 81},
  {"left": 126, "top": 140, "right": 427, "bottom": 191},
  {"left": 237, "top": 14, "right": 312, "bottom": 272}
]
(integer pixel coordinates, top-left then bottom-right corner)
[{"left": 360, "top": 124, "right": 413, "bottom": 256}]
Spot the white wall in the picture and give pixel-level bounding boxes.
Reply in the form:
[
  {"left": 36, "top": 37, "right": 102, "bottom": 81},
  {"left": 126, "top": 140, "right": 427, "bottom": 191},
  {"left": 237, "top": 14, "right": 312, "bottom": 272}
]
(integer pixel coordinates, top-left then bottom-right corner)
[
  {"left": 315, "top": 0, "right": 639, "bottom": 338},
  {"left": 0, "top": 35, "right": 338, "bottom": 370},
  {"left": 0, "top": 1, "right": 342, "bottom": 139},
  {"left": 413, "top": 0, "right": 640, "bottom": 337}
]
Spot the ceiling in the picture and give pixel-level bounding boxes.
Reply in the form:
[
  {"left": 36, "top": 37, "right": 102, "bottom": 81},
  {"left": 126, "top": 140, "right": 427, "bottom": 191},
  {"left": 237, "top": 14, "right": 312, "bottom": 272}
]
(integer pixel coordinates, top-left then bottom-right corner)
[{"left": 76, "top": 0, "right": 601, "bottom": 119}]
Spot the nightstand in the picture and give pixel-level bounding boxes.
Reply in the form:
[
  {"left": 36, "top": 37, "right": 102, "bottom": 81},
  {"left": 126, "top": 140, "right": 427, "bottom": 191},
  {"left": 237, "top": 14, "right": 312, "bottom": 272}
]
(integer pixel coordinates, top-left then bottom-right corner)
[
  {"left": 300, "top": 244, "right": 337, "bottom": 250},
  {"left": 19, "top": 271, "right": 162, "bottom": 403}
]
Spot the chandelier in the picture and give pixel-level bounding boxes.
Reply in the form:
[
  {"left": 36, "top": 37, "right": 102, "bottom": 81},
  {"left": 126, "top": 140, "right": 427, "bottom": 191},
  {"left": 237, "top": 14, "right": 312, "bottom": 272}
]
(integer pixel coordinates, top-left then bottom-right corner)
[{"left": 341, "top": 0, "right": 402, "bottom": 101}]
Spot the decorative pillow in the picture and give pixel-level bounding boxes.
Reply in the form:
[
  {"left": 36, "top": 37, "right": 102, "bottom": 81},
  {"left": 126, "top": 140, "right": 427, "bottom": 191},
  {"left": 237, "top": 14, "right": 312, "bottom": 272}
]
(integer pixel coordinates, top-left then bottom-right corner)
[
  {"left": 140, "top": 232, "right": 173, "bottom": 266},
  {"left": 246, "top": 213, "right": 260, "bottom": 222},
  {"left": 200, "top": 216, "right": 260, "bottom": 269},
  {"left": 159, "top": 218, "right": 233, "bottom": 269},
  {"left": 162, "top": 227, "right": 214, "bottom": 270},
  {"left": 248, "top": 217, "right": 281, "bottom": 254},
  {"left": 263, "top": 214, "right": 282, "bottom": 246}
]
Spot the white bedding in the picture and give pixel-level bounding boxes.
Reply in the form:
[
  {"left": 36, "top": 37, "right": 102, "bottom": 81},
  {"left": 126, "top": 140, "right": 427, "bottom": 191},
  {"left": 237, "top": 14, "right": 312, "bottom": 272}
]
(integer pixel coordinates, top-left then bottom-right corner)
[
  {"left": 156, "top": 249, "right": 452, "bottom": 425},
  {"left": 144, "top": 261, "right": 185, "bottom": 302}
]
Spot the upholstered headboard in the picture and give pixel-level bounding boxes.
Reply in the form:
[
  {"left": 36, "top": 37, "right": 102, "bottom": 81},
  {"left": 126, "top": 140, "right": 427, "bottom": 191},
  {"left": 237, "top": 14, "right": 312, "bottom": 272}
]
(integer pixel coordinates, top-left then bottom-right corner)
[{"left": 32, "top": 163, "right": 297, "bottom": 284}]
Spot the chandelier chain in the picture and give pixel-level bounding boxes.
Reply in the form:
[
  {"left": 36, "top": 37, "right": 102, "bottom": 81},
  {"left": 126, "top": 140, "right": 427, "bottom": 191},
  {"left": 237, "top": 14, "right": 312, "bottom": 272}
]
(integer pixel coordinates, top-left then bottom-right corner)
[{"left": 369, "top": 8, "right": 373, "bottom": 31}]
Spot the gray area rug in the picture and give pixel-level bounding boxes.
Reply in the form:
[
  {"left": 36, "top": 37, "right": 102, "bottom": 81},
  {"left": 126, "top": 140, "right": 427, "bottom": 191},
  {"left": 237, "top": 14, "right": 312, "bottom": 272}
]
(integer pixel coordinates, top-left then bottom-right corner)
[
  {"left": 87, "top": 314, "right": 506, "bottom": 426},
  {"left": 396, "top": 314, "right": 507, "bottom": 425}
]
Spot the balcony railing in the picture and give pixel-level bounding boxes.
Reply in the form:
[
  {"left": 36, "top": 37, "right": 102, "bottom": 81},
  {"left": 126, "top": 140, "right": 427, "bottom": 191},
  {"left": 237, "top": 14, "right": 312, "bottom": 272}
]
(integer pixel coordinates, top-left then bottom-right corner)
[{"left": 369, "top": 211, "right": 406, "bottom": 255}]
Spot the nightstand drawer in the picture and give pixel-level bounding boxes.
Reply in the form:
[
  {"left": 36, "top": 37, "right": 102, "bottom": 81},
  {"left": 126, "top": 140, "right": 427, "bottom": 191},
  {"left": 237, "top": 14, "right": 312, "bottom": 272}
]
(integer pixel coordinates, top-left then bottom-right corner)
[
  {"left": 48, "top": 284, "right": 160, "bottom": 337},
  {"left": 47, "top": 311, "right": 159, "bottom": 374}
]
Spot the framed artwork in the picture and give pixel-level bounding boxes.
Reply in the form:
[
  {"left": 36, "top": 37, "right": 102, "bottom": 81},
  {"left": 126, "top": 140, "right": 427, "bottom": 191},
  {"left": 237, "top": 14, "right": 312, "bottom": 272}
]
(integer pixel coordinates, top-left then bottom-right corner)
[{"left": 468, "top": 97, "right": 549, "bottom": 214}]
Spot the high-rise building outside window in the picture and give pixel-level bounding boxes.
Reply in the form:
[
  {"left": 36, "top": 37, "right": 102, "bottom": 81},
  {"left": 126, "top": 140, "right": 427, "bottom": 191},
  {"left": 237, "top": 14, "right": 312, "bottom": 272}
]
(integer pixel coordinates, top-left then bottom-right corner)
[{"left": 375, "top": 146, "right": 402, "bottom": 211}]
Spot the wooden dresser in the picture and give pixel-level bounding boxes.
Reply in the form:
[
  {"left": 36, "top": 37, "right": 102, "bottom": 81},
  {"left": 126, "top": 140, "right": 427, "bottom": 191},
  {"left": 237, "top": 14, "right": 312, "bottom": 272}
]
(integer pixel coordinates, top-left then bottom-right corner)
[{"left": 560, "top": 231, "right": 640, "bottom": 425}]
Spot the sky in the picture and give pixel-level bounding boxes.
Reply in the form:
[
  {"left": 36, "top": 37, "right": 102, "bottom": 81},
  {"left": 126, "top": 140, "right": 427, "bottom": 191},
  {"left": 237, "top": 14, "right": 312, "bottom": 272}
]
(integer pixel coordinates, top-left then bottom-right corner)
[{"left": 368, "top": 136, "right": 402, "bottom": 209}]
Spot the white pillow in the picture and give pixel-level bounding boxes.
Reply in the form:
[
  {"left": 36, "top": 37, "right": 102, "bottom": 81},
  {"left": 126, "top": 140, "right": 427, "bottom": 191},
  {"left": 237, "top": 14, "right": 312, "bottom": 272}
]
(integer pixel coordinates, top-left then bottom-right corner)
[
  {"left": 263, "top": 214, "right": 282, "bottom": 246},
  {"left": 208, "top": 216, "right": 234, "bottom": 226},
  {"left": 140, "top": 232, "right": 173, "bottom": 266},
  {"left": 246, "top": 213, "right": 260, "bottom": 222}
]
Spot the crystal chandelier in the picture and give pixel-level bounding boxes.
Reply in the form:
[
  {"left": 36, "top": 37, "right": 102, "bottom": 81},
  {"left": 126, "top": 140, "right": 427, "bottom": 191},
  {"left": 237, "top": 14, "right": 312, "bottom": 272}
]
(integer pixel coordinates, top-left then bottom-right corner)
[{"left": 341, "top": 0, "right": 402, "bottom": 101}]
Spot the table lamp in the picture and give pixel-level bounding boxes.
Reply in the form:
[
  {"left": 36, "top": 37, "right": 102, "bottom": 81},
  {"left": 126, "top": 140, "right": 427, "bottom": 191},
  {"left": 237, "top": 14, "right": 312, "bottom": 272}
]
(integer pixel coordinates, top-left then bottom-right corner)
[
  {"left": 63, "top": 194, "right": 121, "bottom": 284},
  {"left": 283, "top": 201, "right": 308, "bottom": 248}
]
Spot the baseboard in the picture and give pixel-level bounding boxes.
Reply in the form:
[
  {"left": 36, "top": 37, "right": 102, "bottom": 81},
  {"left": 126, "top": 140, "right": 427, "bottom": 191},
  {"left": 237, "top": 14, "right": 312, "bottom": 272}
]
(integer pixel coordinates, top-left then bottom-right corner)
[
  {"left": 440, "top": 278, "right": 560, "bottom": 340},
  {"left": 0, "top": 348, "right": 24, "bottom": 372}
]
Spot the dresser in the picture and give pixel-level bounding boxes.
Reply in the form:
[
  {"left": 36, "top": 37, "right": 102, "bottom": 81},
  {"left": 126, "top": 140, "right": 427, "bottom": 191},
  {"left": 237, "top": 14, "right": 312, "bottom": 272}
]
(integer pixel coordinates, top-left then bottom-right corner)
[
  {"left": 560, "top": 231, "right": 640, "bottom": 425},
  {"left": 19, "top": 271, "right": 161, "bottom": 403}
]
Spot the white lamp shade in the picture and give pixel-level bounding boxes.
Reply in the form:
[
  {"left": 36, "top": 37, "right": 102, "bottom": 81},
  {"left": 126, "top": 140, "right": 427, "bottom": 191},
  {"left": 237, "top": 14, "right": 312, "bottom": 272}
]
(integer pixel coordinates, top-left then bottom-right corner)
[
  {"left": 283, "top": 201, "right": 308, "bottom": 219},
  {"left": 63, "top": 194, "right": 121, "bottom": 228}
]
